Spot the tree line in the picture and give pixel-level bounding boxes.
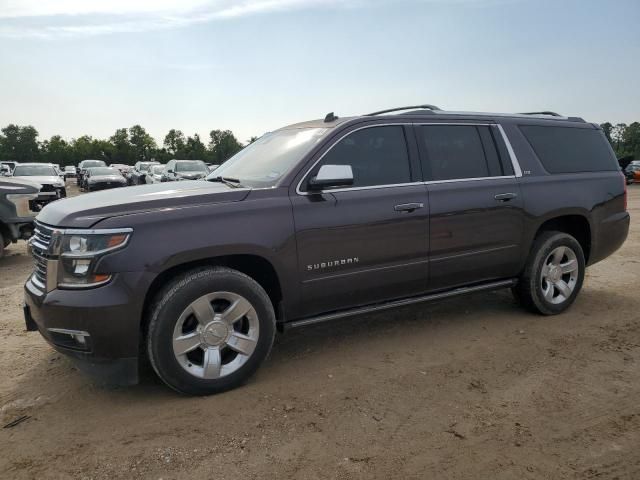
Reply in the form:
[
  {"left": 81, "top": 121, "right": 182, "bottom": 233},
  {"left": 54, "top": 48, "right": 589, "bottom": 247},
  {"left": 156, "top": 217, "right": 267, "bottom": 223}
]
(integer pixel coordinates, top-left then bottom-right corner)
[
  {"left": 601, "top": 122, "right": 640, "bottom": 160},
  {"left": 1, "top": 121, "right": 639, "bottom": 167},
  {"left": 0, "top": 124, "right": 256, "bottom": 167}
]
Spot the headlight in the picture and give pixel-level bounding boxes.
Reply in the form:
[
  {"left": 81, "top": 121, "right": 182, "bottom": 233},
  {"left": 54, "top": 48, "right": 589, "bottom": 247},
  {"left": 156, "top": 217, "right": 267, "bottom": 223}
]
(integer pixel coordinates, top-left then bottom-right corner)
[
  {"left": 7, "top": 193, "right": 38, "bottom": 217},
  {"left": 52, "top": 229, "right": 132, "bottom": 288}
]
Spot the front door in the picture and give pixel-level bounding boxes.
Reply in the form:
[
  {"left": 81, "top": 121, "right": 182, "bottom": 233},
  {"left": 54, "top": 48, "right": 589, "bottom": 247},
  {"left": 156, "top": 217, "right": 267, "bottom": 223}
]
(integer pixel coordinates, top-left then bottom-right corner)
[{"left": 290, "top": 124, "right": 429, "bottom": 318}]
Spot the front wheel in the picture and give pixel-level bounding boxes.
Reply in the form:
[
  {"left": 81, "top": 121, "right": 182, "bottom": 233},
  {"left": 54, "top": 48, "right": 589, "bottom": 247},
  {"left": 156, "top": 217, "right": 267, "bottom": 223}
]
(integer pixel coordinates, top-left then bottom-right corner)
[
  {"left": 147, "top": 267, "right": 276, "bottom": 395},
  {"left": 513, "top": 231, "right": 585, "bottom": 315}
]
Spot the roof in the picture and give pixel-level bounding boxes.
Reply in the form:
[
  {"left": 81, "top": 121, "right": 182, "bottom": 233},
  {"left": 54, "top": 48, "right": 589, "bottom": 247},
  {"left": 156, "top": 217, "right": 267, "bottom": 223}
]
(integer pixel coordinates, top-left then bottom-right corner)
[{"left": 280, "top": 105, "right": 587, "bottom": 130}]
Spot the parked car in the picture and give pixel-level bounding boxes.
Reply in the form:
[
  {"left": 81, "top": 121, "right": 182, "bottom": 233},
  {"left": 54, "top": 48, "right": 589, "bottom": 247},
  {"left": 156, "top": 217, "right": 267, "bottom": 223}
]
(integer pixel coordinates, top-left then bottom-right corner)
[
  {"left": 63, "top": 166, "right": 77, "bottom": 179},
  {"left": 162, "top": 160, "right": 209, "bottom": 182},
  {"left": 1, "top": 161, "right": 19, "bottom": 175},
  {"left": 24, "top": 105, "right": 629, "bottom": 395},
  {"left": 0, "top": 177, "right": 39, "bottom": 256},
  {"left": 77, "top": 159, "right": 107, "bottom": 186},
  {"left": 146, "top": 164, "right": 165, "bottom": 184},
  {"left": 625, "top": 161, "right": 640, "bottom": 184},
  {"left": 84, "top": 167, "right": 128, "bottom": 192},
  {"left": 11, "top": 163, "right": 66, "bottom": 208},
  {"left": 109, "top": 163, "right": 129, "bottom": 174},
  {"left": 129, "top": 161, "right": 160, "bottom": 185},
  {"left": 207, "top": 164, "right": 220, "bottom": 173}
]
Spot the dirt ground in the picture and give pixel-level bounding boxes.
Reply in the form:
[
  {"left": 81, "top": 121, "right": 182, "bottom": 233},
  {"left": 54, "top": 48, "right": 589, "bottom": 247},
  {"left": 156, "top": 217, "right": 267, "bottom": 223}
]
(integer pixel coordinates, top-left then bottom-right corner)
[{"left": 0, "top": 182, "right": 639, "bottom": 480}]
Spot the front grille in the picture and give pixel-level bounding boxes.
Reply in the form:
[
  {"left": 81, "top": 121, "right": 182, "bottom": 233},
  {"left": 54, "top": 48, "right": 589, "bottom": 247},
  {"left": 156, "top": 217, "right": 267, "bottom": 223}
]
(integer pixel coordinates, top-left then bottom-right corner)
[
  {"left": 30, "top": 221, "right": 54, "bottom": 289},
  {"left": 40, "top": 184, "right": 55, "bottom": 192}
]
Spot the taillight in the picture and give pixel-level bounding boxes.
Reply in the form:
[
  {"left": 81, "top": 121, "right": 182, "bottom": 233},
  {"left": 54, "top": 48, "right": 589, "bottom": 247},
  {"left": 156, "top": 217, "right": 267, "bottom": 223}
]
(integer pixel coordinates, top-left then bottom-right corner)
[{"left": 622, "top": 172, "right": 628, "bottom": 211}]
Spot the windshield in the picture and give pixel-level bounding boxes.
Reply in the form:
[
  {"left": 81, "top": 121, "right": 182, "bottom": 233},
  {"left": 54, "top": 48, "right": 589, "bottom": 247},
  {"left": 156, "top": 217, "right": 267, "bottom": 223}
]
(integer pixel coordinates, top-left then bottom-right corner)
[
  {"left": 139, "top": 162, "right": 157, "bottom": 172},
  {"left": 81, "top": 160, "right": 105, "bottom": 168},
  {"left": 89, "top": 167, "right": 120, "bottom": 176},
  {"left": 176, "top": 161, "right": 207, "bottom": 172},
  {"left": 64, "top": 166, "right": 75, "bottom": 171},
  {"left": 151, "top": 165, "right": 165, "bottom": 174},
  {"left": 206, "top": 128, "right": 328, "bottom": 187},
  {"left": 13, "top": 165, "right": 57, "bottom": 176}
]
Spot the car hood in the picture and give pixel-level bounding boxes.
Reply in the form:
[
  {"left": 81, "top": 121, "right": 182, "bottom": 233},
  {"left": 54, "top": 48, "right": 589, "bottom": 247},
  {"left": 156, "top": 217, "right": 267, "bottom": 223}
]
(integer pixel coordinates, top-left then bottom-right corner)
[
  {"left": 37, "top": 180, "right": 251, "bottom": 228},
  {"left": 89, "top": 174, "right": 126, "bottom": 182},
  {"left": 13, "top": 175, "right": 63, "bottom": 186},
  {"left": 0, "top": 177, "right": 41, "bottom": 196}
]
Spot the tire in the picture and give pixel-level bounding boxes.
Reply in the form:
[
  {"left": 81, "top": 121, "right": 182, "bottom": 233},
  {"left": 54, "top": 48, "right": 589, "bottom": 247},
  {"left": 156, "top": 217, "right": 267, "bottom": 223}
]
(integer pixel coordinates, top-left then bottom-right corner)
[
  {"left": 513, "top": 231, "right": 585, "bottom": 315},
  {"left": 0, "top": 233, "right": 4, "bottom": 258},
  {"left": 147, "top": 267, "right": 276, "bottom": 395}
]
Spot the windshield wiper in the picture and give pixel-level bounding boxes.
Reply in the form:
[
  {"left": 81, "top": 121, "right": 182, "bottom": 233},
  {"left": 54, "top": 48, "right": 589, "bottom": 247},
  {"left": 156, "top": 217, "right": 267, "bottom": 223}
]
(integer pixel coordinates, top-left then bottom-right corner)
[{"left": 208, "top": 175, "right": 244, "bottom": 188}]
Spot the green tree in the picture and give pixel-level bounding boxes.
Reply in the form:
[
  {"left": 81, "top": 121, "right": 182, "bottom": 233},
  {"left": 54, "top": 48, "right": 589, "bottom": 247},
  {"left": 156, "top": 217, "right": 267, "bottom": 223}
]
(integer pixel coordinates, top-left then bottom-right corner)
[
  {"left": 163, "top": 129, "right": 186, "bottom": 158},
  {"left": 208, "top": 129, "right": 243, "bottom": 164},
  {"left": 109, "top": 128, "right": 133, "bottom": 164},
  {"left": 0, "top": 124, "right": 40, "bottom": 162},
  {"left": 40, "top": 135, "right": 73, "bottom": 166},
  {"left": 129, "top": 125, "right": 157, "bottom": 162},
  {"left": 185, "top": 133, "right": 207, "bottom": 160}
]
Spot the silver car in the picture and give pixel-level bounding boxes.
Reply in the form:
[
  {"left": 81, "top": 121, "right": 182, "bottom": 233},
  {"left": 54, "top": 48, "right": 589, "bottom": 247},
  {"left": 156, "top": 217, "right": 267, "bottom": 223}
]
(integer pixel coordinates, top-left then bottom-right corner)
[
  {"left": 146, "top": 164, "right": 166, "bottom": 184},
  {"left": 11, "top": 163, "right": 66, "bottom": 206}
]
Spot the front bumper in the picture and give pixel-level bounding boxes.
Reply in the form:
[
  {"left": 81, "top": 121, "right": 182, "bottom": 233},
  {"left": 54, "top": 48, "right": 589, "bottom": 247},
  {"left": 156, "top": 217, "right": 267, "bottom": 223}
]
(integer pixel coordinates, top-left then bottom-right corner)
[{"left": 23, "top": 271, "right": 151, "bottom": 386}]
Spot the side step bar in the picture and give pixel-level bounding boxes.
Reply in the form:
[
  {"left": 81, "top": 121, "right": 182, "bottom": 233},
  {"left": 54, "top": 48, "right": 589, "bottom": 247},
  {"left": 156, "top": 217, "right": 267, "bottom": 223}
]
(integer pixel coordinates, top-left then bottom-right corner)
[{"left": 282, "top": 279, "right": 517, "bottom": 331}]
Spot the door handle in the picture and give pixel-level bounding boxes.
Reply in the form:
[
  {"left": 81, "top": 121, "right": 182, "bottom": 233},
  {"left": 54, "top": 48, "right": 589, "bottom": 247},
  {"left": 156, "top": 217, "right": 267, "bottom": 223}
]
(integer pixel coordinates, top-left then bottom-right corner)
[
  {"left": 394, "top": 202, "right": 424, "bottom": 212},
  {"left": 494, "top": 193, "right": 517, "bottom": 202}
]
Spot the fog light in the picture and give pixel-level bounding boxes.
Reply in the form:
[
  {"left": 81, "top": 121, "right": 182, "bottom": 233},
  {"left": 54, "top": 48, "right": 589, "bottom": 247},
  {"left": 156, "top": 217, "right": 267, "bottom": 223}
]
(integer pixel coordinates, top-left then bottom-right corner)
[{"left": 47, "top": 328, "right": 91, "bottom": 351}]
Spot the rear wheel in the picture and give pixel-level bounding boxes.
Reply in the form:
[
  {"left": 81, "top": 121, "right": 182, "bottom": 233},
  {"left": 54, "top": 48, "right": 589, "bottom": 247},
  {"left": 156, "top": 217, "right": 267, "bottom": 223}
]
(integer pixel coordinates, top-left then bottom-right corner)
[
  {"left": 513, "top": 231, "right": 585, "bottom": 315},
  {"left": 0, "top": 232, "right": 4, "bottom": 258},
  {"left": 147, "top": 267, "right": 276, "bottom": 395}
]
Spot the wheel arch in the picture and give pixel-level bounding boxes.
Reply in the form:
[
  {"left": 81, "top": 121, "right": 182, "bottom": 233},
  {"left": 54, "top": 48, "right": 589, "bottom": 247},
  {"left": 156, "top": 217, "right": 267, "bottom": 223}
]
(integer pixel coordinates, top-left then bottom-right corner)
[
  {"left": 532, "top": 213, "right": 592, "bottom": 263},
  {"left": 140, "top": 254, "right": 284, "bottom": 341}
]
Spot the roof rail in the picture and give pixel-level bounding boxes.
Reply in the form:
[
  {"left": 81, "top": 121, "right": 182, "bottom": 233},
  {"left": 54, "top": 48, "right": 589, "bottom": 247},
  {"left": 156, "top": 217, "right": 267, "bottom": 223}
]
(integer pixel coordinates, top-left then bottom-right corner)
[
  {"left": 518, "top": 111, "right": 562, "bottom": 117},
  {"left": 366, "top": 104, "right": 441, "bottom": 116}
]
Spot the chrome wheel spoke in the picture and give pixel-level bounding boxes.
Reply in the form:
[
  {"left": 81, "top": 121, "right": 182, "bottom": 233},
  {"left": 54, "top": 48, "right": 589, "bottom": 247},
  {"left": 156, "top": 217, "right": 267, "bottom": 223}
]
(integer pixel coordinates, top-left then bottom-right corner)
[
  {"left": 561, "top": 259, "right": 577, "bottom": 274},
  {"left": 543, "top": 283, "right": 555, "bottom": 302},
  {"left": 556, "top": 280, "right": 572, "bottom": 298},
  {"left": 551, "top": 247, "right": 565, "bottom": 265},
  {"left": 172, "top": 291, "right": 259, "bottom": 380},
  {"left": 222, "top": 297, "right": 253, "bottom": 325},
  {"left": 202, "top": 347, "right": 222, "bottom": 379},
  {"left": 227, "top": 332, "right": 257, "bottom": 356},
  {"left": 173, "top": 332, "right": 201, "bottom": 356},
  {"left": 541, "top": 263, "right": 551, "bottom": 278},
  {"left": 191, "top": 296, "right": 215, "bottom": 325}
]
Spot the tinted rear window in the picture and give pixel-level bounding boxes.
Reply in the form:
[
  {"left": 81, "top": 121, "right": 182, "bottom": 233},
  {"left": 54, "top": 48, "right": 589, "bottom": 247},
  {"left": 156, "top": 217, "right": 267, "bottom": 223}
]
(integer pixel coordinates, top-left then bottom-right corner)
[{"left": 519, "top": 125, "right": 617, "bottom": 173}]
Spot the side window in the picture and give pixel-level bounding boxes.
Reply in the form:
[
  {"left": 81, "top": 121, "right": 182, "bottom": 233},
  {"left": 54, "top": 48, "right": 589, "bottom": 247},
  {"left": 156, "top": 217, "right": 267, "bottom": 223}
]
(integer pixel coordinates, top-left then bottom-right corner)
[
  {"left": 519, "top": 125, "right": 618, "bottom": 173},
  {"left": 311, "top": 125, "right": 411, "bottom": 188},
  {"left": 419, "top": 125, "right": 501, "bottom": 181}
]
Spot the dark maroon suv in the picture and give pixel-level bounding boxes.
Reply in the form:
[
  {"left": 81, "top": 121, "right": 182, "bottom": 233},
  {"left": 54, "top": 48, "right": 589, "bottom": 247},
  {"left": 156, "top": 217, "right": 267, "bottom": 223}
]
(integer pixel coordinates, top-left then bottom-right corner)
[{"left": 23, "top": 105, "right": 630, "bottom": 395}]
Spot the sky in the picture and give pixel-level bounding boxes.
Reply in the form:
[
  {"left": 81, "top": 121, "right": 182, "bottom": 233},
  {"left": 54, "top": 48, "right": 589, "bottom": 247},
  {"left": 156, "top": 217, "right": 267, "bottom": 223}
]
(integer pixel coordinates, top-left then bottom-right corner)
[{"left": 0, "top": 0, "right": 638, "bottom": 145}]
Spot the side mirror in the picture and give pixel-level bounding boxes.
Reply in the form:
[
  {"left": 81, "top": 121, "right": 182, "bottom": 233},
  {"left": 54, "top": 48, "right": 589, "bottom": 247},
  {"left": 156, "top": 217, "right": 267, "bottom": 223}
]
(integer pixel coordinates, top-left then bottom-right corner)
[
  {"left": 167, "top": 169, "right": 174, "bottom": 174},
  {"left": 308, "top": 165, "right": 354, "bottom": 191}
]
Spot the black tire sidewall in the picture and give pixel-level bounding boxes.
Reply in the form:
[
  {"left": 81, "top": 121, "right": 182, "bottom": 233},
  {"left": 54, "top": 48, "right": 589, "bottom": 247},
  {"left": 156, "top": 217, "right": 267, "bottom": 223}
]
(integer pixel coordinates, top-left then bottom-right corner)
[
  {"left": 147, "top": 268, "right": 276, "bottom": 395},
  {"left": 528, "top": 233, "right": 585, "bottom": 315}
]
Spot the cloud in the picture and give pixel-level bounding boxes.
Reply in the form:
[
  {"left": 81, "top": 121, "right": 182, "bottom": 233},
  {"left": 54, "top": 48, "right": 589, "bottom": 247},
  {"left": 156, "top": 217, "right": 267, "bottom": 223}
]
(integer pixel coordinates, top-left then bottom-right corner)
[
  {"left": 0, "top": 0, "right": 363, "bottom": 38},
  {"left": 0, "top": 0, "right": 507, "bottom": 38}
]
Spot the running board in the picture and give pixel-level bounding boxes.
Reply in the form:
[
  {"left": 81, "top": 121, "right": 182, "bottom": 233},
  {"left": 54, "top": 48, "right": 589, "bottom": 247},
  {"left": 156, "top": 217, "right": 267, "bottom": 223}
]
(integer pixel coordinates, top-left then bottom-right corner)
[{"left": 282, "top": 279, "right": 517, "bottom": 330}]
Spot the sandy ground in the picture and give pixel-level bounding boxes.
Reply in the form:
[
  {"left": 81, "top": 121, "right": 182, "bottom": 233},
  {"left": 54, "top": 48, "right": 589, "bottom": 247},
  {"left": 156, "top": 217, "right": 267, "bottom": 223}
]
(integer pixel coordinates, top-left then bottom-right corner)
[{"left": 0, "top": 181, "right": 639, "bottom": 479}]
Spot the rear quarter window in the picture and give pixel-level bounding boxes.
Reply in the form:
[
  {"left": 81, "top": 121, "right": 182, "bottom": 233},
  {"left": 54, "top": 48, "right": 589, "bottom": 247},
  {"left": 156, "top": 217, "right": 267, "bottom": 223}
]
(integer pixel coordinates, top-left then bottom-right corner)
[{"left": 519, "top": 125, "right": 618, "bottom": 174}]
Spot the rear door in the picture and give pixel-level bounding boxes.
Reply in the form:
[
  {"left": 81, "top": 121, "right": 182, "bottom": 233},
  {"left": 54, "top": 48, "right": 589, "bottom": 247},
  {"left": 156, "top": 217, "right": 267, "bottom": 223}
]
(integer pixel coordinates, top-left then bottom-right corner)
[
  {"left": 417, "top": 123, "right": 525, "bottom": 290},
  {"left": 290, "top": 124, "right": 429, "bottom": 318}
]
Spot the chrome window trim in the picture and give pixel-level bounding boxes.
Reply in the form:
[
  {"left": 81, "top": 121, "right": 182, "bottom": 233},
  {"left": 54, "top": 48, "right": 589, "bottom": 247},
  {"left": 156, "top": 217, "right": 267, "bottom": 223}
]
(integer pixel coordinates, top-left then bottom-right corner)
[
  {"left": 295, "top": 123, "right": 414, "bottom": 196},
  {"left": 495, "top": 124, "right": 523, "bottom": 177},
  {"left": 295, "top": 122, "right": 524, "bottom": 195}
]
